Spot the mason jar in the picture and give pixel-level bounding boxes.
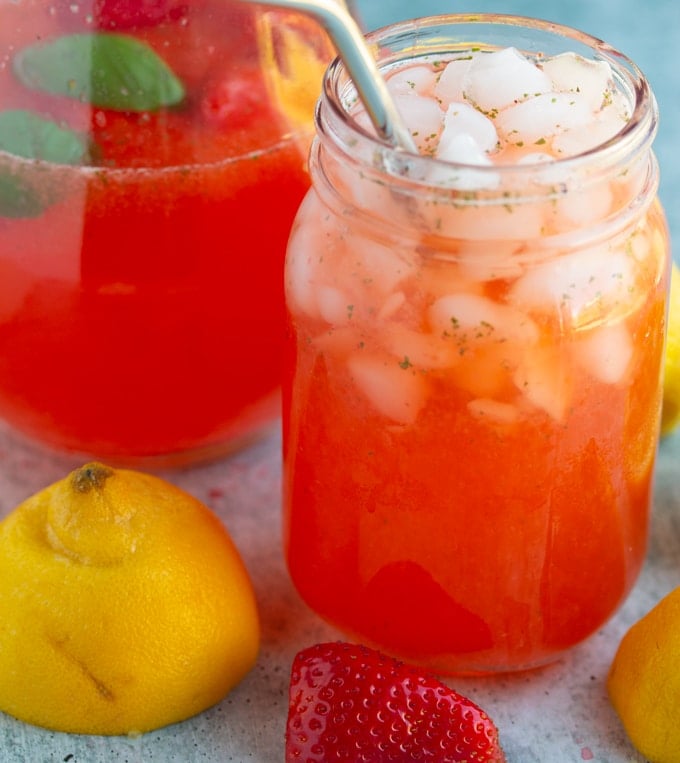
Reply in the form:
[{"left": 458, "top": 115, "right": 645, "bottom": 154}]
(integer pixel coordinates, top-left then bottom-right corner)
[{"left": 283, "top": 14, "right": 670, "bottom": 673}]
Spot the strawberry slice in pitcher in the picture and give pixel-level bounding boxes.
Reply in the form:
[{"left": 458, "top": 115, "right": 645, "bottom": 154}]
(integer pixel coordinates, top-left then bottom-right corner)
[{"left": 54, "top": 0, "right": 190, "bottom": 30}]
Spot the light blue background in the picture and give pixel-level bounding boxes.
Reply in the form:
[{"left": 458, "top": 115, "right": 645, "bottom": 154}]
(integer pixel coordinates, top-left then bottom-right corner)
[{"left": 356, "top": 0, "right": 680, "bottom": 255}]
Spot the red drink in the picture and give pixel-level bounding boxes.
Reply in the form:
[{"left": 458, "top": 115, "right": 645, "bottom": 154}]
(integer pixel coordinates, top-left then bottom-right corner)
[
  {"left": 0, "top": 0, "right": 330, "bottom": 463},
  {"left": 283, "top": 16, "right": 670, "bottom": 673}
]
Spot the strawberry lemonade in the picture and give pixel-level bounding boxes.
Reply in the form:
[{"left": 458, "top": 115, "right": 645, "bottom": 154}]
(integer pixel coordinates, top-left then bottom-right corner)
[
  {"left": 283, "top": 15, "right": 670, "bottom": 673},
  {"left": 0, "top": 0, "right": 331, "bottom": 462}
]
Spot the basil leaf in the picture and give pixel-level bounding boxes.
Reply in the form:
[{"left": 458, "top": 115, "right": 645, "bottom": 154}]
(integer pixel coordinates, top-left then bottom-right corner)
[
  {"left": 0, "top": 110, "right": 88, "bottom": 218},
  {"left": 0, "top": 109, "right": 89, "bottom": 164},
  {"left": 13, "top": 33, "right": 185, "bottom": 112}
]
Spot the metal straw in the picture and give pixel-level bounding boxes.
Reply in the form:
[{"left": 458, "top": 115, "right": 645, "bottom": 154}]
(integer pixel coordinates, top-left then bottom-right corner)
[{"left": 241, "top": 0, "right": 418, "bottom": 153}]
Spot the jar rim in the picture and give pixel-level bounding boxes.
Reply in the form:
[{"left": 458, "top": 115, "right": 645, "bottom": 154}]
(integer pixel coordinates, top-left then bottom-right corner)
[{"left": 318, "top": 12, "right": 658, "bottom": 192}]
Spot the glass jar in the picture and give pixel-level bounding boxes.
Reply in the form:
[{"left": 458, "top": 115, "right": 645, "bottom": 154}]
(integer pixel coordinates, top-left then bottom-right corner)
[
  {"left": 0, "top": 0, "right": 335, "bottom": 465},
  {"left": 283, "top": 14, "right": 670, "bottom": 673}
]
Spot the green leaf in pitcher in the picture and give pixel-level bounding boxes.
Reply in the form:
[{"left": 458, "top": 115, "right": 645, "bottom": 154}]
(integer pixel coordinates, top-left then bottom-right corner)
[
  {"left": 13, "top": 33, "right": 185, "bottom": 112},
  {"left": 0, "top": 173, "right": 45, "bottom": 219},
  {"left": 0, "top": 110, "right": 89, "bottom": 164},
  {"left": 0, "top": 109, "right": 89, "bottom": 218}
]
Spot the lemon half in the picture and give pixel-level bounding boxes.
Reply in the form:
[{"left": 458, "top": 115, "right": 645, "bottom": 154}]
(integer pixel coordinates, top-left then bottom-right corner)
[{"left": 0, "top": 463, "right": 260, "bottom": 735}]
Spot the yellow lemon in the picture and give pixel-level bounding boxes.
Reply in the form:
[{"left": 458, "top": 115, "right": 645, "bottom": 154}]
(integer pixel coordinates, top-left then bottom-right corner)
[
  {"left": 0, "top": 463, "right": 260, "bottom": 736},
  {"left": 255, "top": 9, "right": 333, "bottom": 133},
  {"left": 608, "top": 587, "right": 680, "bottom": 762},
  {"left": 662, "top": 260, "right": 680, "bottom": 436}
]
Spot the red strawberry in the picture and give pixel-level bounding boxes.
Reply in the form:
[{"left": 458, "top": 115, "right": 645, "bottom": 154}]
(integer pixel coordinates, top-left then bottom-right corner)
[
  {"left": 285, "top": 642, "right": 506, "bottom": 763},
  {"left": 200, "top": 66, "right": 270, "bottom": 132},
  {"left": 53, "top": 0, "right": 189, "bottom": 30},
  {"left": 94, "top": 0, "right": 189, "bottom": 29}
]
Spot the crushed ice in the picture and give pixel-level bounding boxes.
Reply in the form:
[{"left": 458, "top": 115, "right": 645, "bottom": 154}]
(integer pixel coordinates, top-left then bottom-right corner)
[{"left": 370, "top": 45, "right": 628, "bottom": 188}]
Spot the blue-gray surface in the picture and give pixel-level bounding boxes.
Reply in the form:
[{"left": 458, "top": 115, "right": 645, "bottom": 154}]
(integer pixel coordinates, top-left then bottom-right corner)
[{"left": 360, "top": 0, "right": 680, "bottom": 258}]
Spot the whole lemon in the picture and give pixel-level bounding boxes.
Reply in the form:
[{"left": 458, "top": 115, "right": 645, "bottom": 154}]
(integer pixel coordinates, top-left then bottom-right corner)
[
  {"left": 0, "top": 463, "right": 260, "bottom": 735},
  {"left": 608, "top": 587, "right": 680, "bottom": 762},
  {"left": 662, "top": 260, "right": 680, "bottom": 436}
]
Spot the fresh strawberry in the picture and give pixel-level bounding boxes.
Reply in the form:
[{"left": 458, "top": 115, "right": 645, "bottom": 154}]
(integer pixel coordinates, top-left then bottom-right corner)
[
  {"left": 200, "top": 66, "right": 270, "bottom": 133},
  {"left": 285, "top": 642, "right": 506, "bottom": 763},
  {"left": 95, "top": 0, "right": 189, "bottom": 29}
]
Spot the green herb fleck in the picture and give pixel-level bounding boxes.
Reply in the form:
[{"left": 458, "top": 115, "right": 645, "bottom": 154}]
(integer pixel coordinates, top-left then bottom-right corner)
[{"left": 0, "top": 109, "right": 89, "bottom": 164}]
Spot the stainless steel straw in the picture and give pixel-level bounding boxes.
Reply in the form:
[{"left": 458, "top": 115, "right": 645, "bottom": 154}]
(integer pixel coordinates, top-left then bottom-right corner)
[{"left": 240, "top": 0, "right": 418, "bottom": 153}]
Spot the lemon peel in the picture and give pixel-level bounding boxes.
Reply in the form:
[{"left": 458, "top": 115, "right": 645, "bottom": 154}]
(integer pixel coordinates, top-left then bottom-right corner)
[
  {"left": 0, "top": 462, "right": 260, "bottom": 735},
  {"left": 661, "top": 260, "right": 680, "bottom": 436}
]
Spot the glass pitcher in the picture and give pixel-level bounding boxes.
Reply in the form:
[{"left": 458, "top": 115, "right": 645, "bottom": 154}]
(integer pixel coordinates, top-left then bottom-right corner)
[{"left": 0, "top": 0, "right": 337, "bottom": 465}]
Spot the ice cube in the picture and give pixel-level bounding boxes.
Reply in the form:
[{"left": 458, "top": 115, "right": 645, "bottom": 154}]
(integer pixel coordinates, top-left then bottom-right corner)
[
  {"left": 496, "top": 92, "right": 592, "bottom": 144},
  {"left": 451, "top": 344, "right": 515, "bottom": 398},
  {"left": 336, "top": 155, "right": 405, "bottom": 222},
  {"left": 605, "top": 89, "right": 632, "bottom": 121},
  {"left": 377, "top": 291, "right": 407, "bottom": 321},
  {"left": 347, "top": 352, "right": 426, "bottom": 424},
  {"left": 433, "top": 54, "right": 478, "bottom": 104},
  {"left": 430, "top": 133, "right": 499, "bottom": 191},
  {"left": 552, "top": 181, "right": 613, "bottom": 228},
  {"left": 464, "top": 47, "right": 552, "bottom": 112},
  {"left": 317, "top": 285, "right": 353, "bottom": 325},
  {"left": 541, "top": 52, "right": 615, "bottom": 111},
  {"left": 455, "top": 242, "right": 526, "bottom": 282},
  {"left": 575, "top": 323, "right": 633, "bottom": 384},
  {"left": 429, "top": 292, "right": 539, "bottom": 345},
  {"left": 515, "top": 151, "right": 576, "bottom": 186},
  {"left": 285, "top": 194, "right": 324, "bottom": 317},
  {"left": 382, "top": 325, "right": 457, "bottom": 370},
  {"left": 551, "top": 108, "right": 627, "bottom": 156},
  {"left": 514, "top": 346, "right": 571, "bottom": 421},
  {"left": 508, "top": 245, "right": 636, "bottom": 328},
  {"left": 419, "top": 195, "right": 545, "bottom": 241},
  {"left": 628, "top": 229, "right": 651, "bottom": 263},
  {"left": 517, "top": 151, "right": 555, "bottom": 165},
  {"left": 438, "top": 101, "right": 499, "bottom": 154},
  {"left": 387, "top": 64, "right": 438, "bottom": 96},
  {"left": 393, "top": 93, "right": 444, "bottom": 152},
  {"left": 418, "top": 258, "right": 486, "bottom": 299},
  {"left": 345, "top": 235, "right": 416, "bottom": 296}
]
